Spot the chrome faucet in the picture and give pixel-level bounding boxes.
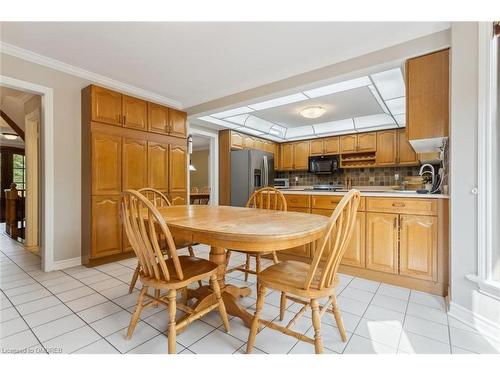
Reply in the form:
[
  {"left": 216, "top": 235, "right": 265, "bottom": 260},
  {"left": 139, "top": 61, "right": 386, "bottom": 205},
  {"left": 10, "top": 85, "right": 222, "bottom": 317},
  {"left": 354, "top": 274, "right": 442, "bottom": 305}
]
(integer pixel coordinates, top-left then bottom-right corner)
[{"left": 419, "top": 163, "right": 435, "bottom": 187}]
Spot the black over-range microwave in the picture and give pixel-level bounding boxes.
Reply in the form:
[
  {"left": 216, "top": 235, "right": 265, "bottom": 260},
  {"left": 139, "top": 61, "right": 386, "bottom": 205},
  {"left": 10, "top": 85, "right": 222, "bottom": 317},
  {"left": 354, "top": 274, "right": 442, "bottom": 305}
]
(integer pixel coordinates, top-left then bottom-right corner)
[{"left": 308, "top": 155, "right": 341, "bottom": 174}]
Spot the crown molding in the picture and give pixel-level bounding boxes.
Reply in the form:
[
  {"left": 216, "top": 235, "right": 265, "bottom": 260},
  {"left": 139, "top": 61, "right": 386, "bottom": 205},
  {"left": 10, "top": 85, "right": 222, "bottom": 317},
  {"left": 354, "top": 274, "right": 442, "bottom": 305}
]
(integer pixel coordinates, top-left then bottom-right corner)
[{"left": 0, "top": 41, "right": 183, "bottom": 109}]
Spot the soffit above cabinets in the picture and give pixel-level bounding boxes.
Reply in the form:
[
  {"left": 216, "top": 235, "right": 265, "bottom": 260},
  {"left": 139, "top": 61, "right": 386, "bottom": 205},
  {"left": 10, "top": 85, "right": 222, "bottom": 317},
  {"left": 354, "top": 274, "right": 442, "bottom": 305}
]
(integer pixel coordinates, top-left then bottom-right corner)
[{"left": 195, "top": 67, "right": 406, "bottom": 142}]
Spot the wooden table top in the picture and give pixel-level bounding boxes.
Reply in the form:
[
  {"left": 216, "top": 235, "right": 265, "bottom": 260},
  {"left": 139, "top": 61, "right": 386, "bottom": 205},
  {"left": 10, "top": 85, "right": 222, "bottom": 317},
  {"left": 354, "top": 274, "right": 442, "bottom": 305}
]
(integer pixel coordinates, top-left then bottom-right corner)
[{"left": 156, "top": 205, "right": 329, "bottom": 252}]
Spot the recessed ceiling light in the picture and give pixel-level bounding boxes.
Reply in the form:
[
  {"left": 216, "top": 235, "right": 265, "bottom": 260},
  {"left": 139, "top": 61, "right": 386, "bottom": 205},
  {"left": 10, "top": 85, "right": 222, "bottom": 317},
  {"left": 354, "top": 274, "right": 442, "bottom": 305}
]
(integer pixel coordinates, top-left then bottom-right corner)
[
  {"left": 299, "top": 106, "right": 326, "bottom": 119},
  {"left": 2, "top": 133, "right": 18, "bottom": 140}
]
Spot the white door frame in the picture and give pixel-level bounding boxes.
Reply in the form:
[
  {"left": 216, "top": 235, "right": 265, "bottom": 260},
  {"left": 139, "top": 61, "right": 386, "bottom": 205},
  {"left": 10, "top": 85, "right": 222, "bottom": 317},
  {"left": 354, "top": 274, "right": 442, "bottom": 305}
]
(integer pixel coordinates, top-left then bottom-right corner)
[
  {"left": 0, "top": 75, "right": 55, "bottom": 272},
  {"left": 188, "top": 125, "right": 219, "bottom": 206}
]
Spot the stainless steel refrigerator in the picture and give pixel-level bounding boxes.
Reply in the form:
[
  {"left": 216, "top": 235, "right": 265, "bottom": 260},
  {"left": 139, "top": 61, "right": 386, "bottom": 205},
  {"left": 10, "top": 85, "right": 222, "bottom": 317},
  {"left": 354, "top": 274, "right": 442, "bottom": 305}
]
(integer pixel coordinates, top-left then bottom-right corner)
[{"left": 230, "top": 149, "right": 274, "bottom": 207}]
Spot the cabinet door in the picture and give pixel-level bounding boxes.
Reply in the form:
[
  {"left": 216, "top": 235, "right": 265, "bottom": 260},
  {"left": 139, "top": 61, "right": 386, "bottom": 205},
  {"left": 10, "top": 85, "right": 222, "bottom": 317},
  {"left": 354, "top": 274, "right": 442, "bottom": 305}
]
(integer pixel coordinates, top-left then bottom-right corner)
[
  {"left": 376, "top": 130, "right": 397, "bottom": 166},
  {"left": 397, "top": 129, "right": 418, "bottom": 165},
  {"left": 281, "top": 143, "right": 294, "bottom": 170},
  {"left": 169, "top": 192, "right": 187, "bottom": 206},
  {"left": 231, "top": 131, "right": 244, "bottom": 149},
  {"left": 122, "top": 138, "right": 148, "bottom": 190},
  {"left": 91, "top": 86, "right": 122, "bottom": 126},
  {"left": 169, "top": 145, "right": 187, "bottom": 192},
  {"left": 122, "top": 95, "right": 148, "bottom": 130},
  {"left": 310, "top": 139, "right": 324, "bottom": 156},
  {"left": 244, "top": 135, "right": 254, "bottom": 149},
  {"left": 366, "top": 213, "right": 398, "bottom": 274},
  {"left": 340, "top": 134, "right": 357, "bottom": 153},
  {"left": 406, "top": 49, "right": 449, "bottom": 141},
  {"left": 280, "top": 207, "right": 311, "bottom": 258},
  {"left": 148, "top": 102, "right": 169, "bottom": 134},
  {"left": 91, "top": 132, "right": 121, "bottom": 195},
  {"left": 92, "top": 195, "right": 122, "bottom": 258},
  {"left": 357, "top": 132, "right": 377, "bottom": 152},
  {"left": 148, "top": 142, "right": 169, "bottom": 191},
  {"left": 293, "top": 141, "right": 310, "bottom": 170},
  {"left": 399, "top": 215, "right": 437, "bottom": 281},
  {"left": 169, "top": 108, "right": 187, "bottom": 138},
  {"left": 341, "top": 212, "right": 366, "bottom": 268},
  {"left": 253, "top": 138, "right": 264, "bottom": 151},
  {"left": 324, "top": 137, "right": 340, "bottom": 154}
]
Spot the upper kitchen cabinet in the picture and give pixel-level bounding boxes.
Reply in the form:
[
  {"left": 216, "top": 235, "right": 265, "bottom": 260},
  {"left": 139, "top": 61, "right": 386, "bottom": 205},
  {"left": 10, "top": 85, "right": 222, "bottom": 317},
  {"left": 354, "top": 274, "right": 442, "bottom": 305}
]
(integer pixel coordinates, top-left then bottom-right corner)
[
  {"left": 310, "top": 139, "right": 324, "bottom": 156},
  {"left": 310, "top": 137, "right": 340, "bottom": 156},
  {"left": 293, "top": 141, "right": 310, "bottom": 170},
  {"left": 148, "top": 102, "right": 169, "bottom": 134},
  {"left": 406, "top": 49, "right": 449, "bottom": 152},
  {"left": 168, "top": 108, "right": 188, "bottom": 138},
  {"left": 376, "top": 130, "right": 397, "bottom": 166},
  {"left": 91, "top": 86, "right": 122, "bottom": 126},
  {"left": 357, "top": 132, "right": 377, "bottom": 152},
  {"left": 397, "top": 129, "right": 418, "bottom": 165},
  {"left": 339, "top": 134, "right": 357, "bottom": 153},
  {"left": 122, "top": 95, "right": 148, "bottom": 130},
  {"left": 231, "top": 131, "right": 244, "bottom": 149},
  {"left": 281, "top": 143, "right": 294, "bottom": 170}
]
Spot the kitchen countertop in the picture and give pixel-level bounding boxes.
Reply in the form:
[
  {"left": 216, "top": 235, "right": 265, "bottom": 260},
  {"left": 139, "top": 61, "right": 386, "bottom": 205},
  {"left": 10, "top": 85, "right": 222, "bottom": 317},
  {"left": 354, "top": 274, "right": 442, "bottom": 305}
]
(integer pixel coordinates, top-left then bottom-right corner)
[{"left": 278, "top": 186, "right": 449, "bottom": 199}]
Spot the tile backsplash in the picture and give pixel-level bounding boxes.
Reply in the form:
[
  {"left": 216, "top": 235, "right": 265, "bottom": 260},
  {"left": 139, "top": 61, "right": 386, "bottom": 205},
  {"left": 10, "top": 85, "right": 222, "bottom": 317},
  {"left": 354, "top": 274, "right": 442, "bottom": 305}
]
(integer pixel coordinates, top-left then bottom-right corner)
[{"left": 276, "top": 166, "right": 422, "bottom": 187}]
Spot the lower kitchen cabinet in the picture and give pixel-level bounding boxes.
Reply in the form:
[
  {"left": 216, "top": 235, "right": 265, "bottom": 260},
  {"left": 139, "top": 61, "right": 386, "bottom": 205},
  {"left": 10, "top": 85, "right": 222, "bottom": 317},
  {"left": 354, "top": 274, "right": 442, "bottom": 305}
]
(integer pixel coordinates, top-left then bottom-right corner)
[
  {"left": 169, "top": 192, "right": 187, "bottom": 205},
  {"left": 280, "top": 206, "right": 311, "bottom": 258},
  {"left": 399, "top": 214, "right": 437, "bottom": 281},
  {"left": 366, "top": 212, "right": 399, "bottom": 274},
  {"left": 91, "top": 195, "right": 122, "bottom": 258}
]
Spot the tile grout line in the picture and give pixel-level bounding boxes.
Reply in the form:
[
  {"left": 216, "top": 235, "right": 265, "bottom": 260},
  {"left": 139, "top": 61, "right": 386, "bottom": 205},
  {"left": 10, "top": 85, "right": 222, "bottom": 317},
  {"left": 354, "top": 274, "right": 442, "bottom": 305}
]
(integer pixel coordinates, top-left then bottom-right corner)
[{"left": 394, "top": 289, "right": 411, "bottom": 353}]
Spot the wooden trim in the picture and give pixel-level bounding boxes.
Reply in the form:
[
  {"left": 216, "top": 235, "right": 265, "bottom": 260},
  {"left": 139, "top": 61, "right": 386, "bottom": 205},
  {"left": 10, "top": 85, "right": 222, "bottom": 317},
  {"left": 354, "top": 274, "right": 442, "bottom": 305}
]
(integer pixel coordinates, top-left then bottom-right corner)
[
  {"left": 0, "top": 110, "right": 25, "bottom": 140},
  {"left": 218, "top": 129, "right": 231, "bottom": 206}
]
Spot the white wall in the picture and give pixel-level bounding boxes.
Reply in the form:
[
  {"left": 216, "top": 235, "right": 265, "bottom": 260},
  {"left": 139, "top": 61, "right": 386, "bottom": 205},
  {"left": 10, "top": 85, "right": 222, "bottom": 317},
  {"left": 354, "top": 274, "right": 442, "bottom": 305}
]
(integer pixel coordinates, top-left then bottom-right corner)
[{"left": 449, "top": 22, "right": 500, "bottom": 330}]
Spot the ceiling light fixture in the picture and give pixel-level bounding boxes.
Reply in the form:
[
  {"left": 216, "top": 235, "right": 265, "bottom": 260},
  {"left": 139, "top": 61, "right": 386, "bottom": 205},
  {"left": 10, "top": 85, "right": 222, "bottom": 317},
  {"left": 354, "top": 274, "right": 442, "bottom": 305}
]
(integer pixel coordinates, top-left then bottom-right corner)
[
  {"left": 1, "top": 133, "right": 18, "bottom": 140},
  {"left": 299, "top": 106, "right": 326, "bottom": 119}
]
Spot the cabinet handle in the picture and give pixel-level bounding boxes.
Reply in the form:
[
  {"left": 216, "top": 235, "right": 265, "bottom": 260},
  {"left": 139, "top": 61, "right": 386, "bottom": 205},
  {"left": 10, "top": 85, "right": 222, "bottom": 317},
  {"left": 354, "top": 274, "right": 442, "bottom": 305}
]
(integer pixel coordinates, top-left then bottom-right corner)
[
  {"left": 392, "top": 202, "right": 405, "bottom": 207},
  {"left": 123, "top": 115, "right": 127, "bottom": 125},
  {"left": 118, "top": 114, "right": 122, "bottom": 124},
  {"left": 394, "top": 217, "right": 397, "bottom": 229},
  {"left": 400, "top": 217, "right": 403, "bottom": 227}
]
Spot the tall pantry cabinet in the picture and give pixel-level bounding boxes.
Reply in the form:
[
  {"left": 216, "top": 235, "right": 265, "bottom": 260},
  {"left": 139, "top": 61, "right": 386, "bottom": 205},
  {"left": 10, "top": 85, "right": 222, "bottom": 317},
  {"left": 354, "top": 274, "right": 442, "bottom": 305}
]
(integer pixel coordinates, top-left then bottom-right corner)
[{"left": 82, "top": 85, "right": 188, "bottom": 266}]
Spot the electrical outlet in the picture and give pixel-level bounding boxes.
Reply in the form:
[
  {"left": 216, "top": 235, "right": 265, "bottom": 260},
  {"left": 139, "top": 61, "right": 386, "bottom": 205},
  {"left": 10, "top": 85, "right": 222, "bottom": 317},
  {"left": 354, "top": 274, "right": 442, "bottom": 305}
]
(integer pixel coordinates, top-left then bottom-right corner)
[
  {"left": 394, "top": 174, "right": 400, "bottom": 181},
  {"left": 294, "top": 176, "right": 299, "bottom": 182}
]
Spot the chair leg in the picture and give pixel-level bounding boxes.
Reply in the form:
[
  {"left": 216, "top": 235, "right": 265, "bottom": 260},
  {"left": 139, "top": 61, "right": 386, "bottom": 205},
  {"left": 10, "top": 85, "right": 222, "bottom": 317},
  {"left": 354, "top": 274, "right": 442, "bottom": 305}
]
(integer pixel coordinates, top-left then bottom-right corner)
[
  {"left": 210, "top": 274, "right": 230, "bottom": 333},
  {"left": 279, "top": 292, "right": 286, "bottom": 321},
  {"left": 272, "top": 251, "right": 279, "bottom": 264},
  {"left": 129, "top": 263, "right": 140, "bottom": 294},
  {"left": 188, "top": 246, "right": 203, "bottom": 287},
  {"left": 127, "top": 286, "right": 147, "bottom": 339},
  {"left": 331, "top": 294, "right": 347, "bottom": 342},
  {"left": 311, "top": 298, "right": 324, "bottom": 354},
  {"left": 154, "top": 289, "right": 160, "bottom": 308},
  {"left": 244, "top": 254, "right": 251, "bottom": 281},
  {"left": 167, "top": 289, "right": 177, "bottom": 354},
  {"left": 246, "top": 284, "right": 266, "bottom": 354}
]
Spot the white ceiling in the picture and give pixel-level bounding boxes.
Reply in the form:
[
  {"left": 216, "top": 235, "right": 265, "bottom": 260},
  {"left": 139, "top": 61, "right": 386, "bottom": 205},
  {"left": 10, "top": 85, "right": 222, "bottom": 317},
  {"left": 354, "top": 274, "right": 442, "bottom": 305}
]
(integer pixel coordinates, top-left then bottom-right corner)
[{"left": 0, "top": 22, "right": 450, "bottom": 108}]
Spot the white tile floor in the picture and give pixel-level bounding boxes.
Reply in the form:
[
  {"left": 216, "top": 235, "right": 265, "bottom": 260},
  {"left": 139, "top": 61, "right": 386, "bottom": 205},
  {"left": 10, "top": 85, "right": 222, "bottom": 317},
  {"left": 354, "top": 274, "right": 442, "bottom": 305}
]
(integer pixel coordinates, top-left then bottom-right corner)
[{"left": 1, "top": 233, "right": 500, "bottom": 355}]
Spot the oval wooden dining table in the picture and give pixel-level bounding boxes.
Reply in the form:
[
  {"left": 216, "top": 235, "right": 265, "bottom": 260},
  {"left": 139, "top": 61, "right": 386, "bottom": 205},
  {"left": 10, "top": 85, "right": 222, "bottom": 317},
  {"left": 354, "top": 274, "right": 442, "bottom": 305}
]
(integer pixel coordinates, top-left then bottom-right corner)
[{"left": 155, "top": 205, "right": 329, "bottom": 328}]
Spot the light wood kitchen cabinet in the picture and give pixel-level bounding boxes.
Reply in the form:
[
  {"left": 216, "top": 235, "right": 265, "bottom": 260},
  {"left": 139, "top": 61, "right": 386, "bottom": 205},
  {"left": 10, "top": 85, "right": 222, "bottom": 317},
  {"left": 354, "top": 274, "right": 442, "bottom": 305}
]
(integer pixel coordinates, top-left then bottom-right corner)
[
  {"left": 281, "top": 143, "right": 294, "bottom": 170},
  {"left": 406, "top": 49, "right": 449, "bottom": 141},
  {"left": 310, "top": 139, "right": 324, "bottom": 156},
  {"left": 148, "top": 102, "right": 169, "bottom": 134},
  {"left": 230, "top": 131, "right": 244, "bottom": 149},
  {"left": 122, "top": 95, "right": 148, "bottom": 130},
  {"left": 91, "top": 132, "right": 122, "bottom": 195},
  {"left": 147, "top": 142, "right": 169, "bottom": 191},
  {"left": 244, "top": 135, "right": 255, "bottom": 149},
  {"left": 280, "top": 206, "right": 311, "bottom": 258},
  {"left": 399, "top": 215, "right": 437, "bottom": 281},
  {"left": 324, "top": 137, "right": 340, "bottom": 154},
  {"left": 168, "top": 108, "right": 187, "bottom": 138},
  {"left": 357, "top": 132, "right": 377, "bottom": 152},
  {"left": 397, "top": 129, "right": 418, "bottom": 165},
  {"left": 91, "top": 86, "right": 122, "bottom": 126},
  {"left": 92, "top": 195, "right": 122, "bottom": 258},
  {"left": 366, "top": 212, "right": 399, "bottom": 274},
  {"left": 169, "top": 192, "right": 187, "bottom": 205},
  {"left": 122, "top": 138, "right": 147, "bottom": 190},
  {"left": 340, "top": 134, "right": 357, "bottom": 153},
  {"left": 293, "top": 141, "right": 310, "bottom": 170},
  {"left": 253, "top": 138, "right": 264, "bottom": 151},
  {"left": 169, "top": 145, "right": 187, "bottom": 192},
  {"left": 376, "top": 130, "right": 398, "bottom": 166}
]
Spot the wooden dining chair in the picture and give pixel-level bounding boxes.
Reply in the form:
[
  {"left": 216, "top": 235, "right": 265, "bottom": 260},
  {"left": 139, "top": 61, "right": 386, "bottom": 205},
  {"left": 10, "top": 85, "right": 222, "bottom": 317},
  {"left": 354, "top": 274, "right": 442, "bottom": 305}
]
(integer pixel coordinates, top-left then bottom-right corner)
[
  {"left": 246, "top": 189, "right": 361, "bottom": 354},
  {"left": 225, "top": 187, "right": 287, "bottom": 281},
  {"left": 121, "top": 190, "right": 230, "bottom": 354},
  {"left": 126, "top": 188, "right": 200, "bottom": 294}
]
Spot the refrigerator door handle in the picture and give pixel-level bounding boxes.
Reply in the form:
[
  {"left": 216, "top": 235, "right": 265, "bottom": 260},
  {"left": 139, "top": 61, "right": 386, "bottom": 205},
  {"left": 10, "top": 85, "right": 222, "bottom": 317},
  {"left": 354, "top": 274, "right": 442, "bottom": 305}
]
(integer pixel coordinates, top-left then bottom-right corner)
[{"left": 263, "top": 156, "right": 268, "bottom": 186}]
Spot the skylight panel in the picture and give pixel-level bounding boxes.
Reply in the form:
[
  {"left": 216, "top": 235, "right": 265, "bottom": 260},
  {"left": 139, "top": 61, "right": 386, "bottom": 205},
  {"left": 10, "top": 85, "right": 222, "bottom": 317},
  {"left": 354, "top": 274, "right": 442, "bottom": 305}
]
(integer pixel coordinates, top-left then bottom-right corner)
[
  {"left": 224, "top": 114, "right": 250, "bottom": 125},
  {"left": 211, "top": 106, "right": 254, "bottom": 119},
  {"left": 368, "top": 85, "right": 390, "bottom": 114},
  {"left": 248, "top": 93, "right": 308, "bottom": 110},
  {"left": 235, "top": 127, "right": 264, "bottom": 136},
  {"left": 303, "top": 76, "right": 371, "bottom": 98},
  {"left": 197, "top": 116, "right": 240, "bottom": 129},
  {"left": 370, "top": 68, "right": 405, "bottom": 100},
  {"left": 269, "top": 125, "right": 286, "bottom": 138},
  {"left": 244, "top": 116, "right": 274, "bottom": 133},
  {"left": 285, "top": 126, "right": 315, "bottom": 139},
  {"left": 394, "top": 114, "right": 406, "bottom": 127},
  {"left": 313, "top": 118, "right": 355, "bottom": 134},
  {"left": 385, "top": 97, "right": 405, "bottom": 115},
  {"left": 353, "top": 114, "right": 396, "bottom": 129}
]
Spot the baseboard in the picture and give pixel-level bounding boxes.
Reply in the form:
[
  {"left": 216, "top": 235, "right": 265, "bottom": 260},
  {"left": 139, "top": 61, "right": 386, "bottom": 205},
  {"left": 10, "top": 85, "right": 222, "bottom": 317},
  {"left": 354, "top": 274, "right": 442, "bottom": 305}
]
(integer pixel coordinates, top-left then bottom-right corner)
[
  {"left": 448, "top": 301, "right": 500, "bottom": 340},
  {"left": 52, "top": 257, "right": 82, "bottom": 270}
]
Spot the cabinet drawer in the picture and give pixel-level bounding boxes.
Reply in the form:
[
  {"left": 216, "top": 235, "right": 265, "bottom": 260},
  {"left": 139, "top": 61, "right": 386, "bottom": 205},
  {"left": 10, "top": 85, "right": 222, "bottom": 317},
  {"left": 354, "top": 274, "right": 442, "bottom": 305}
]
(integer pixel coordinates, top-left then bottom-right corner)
[
  {"left": 366, "top": 198, "right": 437, "bottom": 215},
  {"left": 284, "top": 194, "right": 310, "bottom": 208},
  {"left": 312, "top": 195, "right": 365, "bottom": 211}
]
